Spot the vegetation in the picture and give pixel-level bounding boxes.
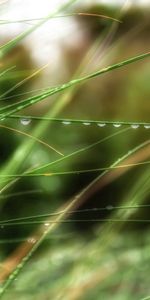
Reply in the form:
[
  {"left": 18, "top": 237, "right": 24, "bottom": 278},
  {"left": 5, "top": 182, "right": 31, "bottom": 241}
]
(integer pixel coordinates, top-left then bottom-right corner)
[{"left": 0, "top": 1, "right": 149, "bottom": 299}]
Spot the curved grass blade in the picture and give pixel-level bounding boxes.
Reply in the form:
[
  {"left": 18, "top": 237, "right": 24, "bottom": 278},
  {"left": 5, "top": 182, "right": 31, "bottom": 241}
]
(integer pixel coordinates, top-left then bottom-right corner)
[
  {"left": 1, "top": 218, "right": 150, "bottom": 227},
  {"left": 0, "top": 28, "right": 149, "bottom": 201},
  {"left": 0, "top": 66, "right": 16, "bottom": 78},
  {"left": 1, "top": 203, "right": 150, "bottom": 225},
  {"left": 0, "top": 124, "right": 63, "bottom": 156},
  {"left": 0, "top": 52, "right": 149, "bottom": 120},
  {"left": 0, "top": 160, "right": 149, "bottom": 179},
  {"left": 0, "top": 0, "right": 78, "bottom": 58},
  {"left": 18, "top": 127, "right": 130, "bottom": 175},
  {"left": 0, "top": 13, "right": 121, "bottom": 25},
  {"left": 0, "top": 127, "right": 129, "bottom": 195},
  {"left": 0, "top": 139, "right": 149, "bottom": 294},
  {"left": 4, "top": 114, "right": 150, "bottom": 128},
  {"left": 0, "top": 63, "right": 50, "bottom": 100}
]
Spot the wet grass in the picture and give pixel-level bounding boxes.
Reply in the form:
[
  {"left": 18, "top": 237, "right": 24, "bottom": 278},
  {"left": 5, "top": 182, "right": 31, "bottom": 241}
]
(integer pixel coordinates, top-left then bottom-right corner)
[{"left": 0, "top": 1, "right": 150, "bottom": 299}]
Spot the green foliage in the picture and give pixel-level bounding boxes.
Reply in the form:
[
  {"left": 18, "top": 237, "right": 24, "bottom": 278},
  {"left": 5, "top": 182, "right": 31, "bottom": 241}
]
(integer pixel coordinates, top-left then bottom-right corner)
[{"left": 0, "top": 1, "right": 150, "bottom": 299}]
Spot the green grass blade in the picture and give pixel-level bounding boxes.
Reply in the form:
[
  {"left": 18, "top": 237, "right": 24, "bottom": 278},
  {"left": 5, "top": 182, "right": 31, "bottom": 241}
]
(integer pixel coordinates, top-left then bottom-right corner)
[
  {"left": 0, "top": 0, "right": 78, "bottom": 58},
  {"left": 0, "top": 139, "right": 149, "bottom": 297},
  {"left": 0, "top": 52, "right": 149, "bottom": 120},
  {"left": 4, "top": 114, "right": 150, "bottom": 128}
]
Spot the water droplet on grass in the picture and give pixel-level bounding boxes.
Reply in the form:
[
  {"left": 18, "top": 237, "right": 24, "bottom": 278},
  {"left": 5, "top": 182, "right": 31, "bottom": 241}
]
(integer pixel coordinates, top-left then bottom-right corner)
[
  {"left": 62, "top": 121, "right": 71, "bottom": 125},
  {"left": 97, "top": 123, "right": 106, "bottom": 127},
  {"left": 27, "top": 237, "right": 36, "bottom": 244},
  {"left": 113, "top": 124, "right": 121, "bottom": 128},
  {"left": 21, "top": 118, "right": 31, "bottom": 126},
  {"left": 106, "top": 205, "right": 114, "bottom": 210},
  {"left": 44, "top": 222, "right": 50, "bottom": 227},
  {"left": 144, "top": 125, "right": 150, "bottom": 129},
  {"left": 131, "top": 124, "right": 139, "bottom": 129},
  {"left": 83, "top": 122, "right": 91, "bottom": 126}
]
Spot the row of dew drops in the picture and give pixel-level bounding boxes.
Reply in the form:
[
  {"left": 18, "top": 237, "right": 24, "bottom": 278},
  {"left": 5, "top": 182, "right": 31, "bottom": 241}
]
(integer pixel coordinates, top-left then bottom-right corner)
[{"left": 20, "top": 118, "right": 150, "bottom": 129}]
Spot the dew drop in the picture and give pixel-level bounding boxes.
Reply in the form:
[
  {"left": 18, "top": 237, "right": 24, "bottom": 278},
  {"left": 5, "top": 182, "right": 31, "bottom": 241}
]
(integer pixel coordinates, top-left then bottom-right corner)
[
  {"left": 83, "top": 122, "right": 91, "bottom": 126},
  {"left": 113, "top": 124, "right": 121, "bottom": 128},
  {"left": 97, "top": 123, "right": 106, "bottom": 127},
  {"left": 106, "top": 205, "right": 114, "bottom": 210},
  {"left": 62, "top": 121, "right": 71, "bottom": 125},
  {"left": 0, "top": 225, "right": 4, "bottom": 229},
  {"left": 44, "top": 222, "right": 50, "bottom": 227},
  {"left": 27, "top": 237, "right": 36, "bottom": 244},
  {"left": 131, "top": 124, "right": 139, "bottom": 129},
  {"left": 144, "top": 125, "right": 150, "bottom": 129},
  {"left": 21, "top": 118, "right": 31, "bottom": 126}
]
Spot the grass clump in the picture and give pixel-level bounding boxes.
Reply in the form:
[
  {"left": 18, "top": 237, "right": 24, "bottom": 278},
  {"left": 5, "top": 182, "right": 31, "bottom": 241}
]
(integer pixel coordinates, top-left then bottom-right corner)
[{"left": 0, "top": 1, "right": 150, "bottom": 299}]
